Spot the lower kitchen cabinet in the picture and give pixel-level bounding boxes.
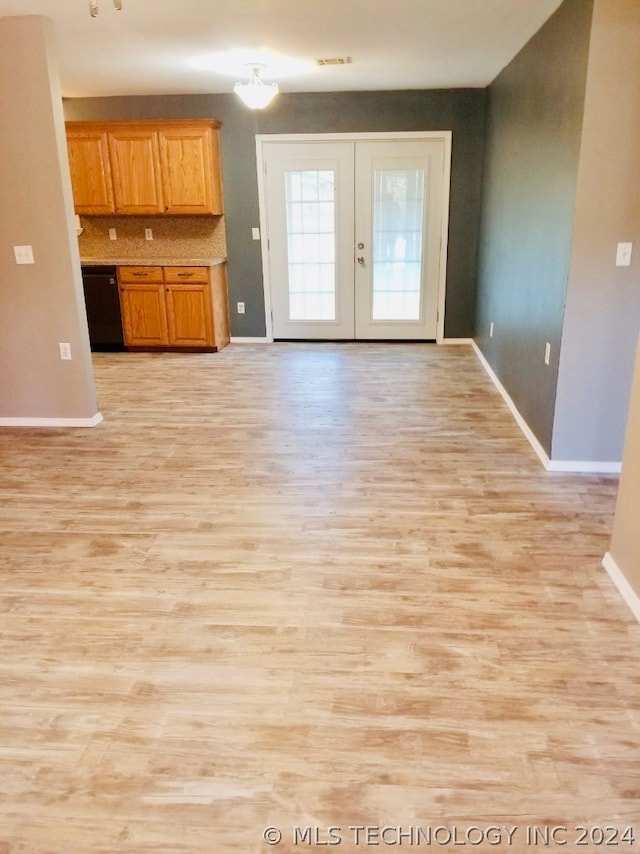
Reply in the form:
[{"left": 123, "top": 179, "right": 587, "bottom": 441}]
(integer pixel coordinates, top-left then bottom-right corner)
[
  {"left": 118, "top": 264, "right": 229, "bottom": 351},
  {"left": 119, "top": 283, "right": 168, "bottom": 347},
  {"left": 165, "top": 283, "right": 213, "bottom": 347}
]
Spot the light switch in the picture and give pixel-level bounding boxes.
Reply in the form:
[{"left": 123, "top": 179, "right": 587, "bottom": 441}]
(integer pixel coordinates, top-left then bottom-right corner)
[
  {"left": 14, "top": 245, "right": 34, "bottom": 264},
  {"left": 252, "top": 227, "right": 260, "bottom": 241},
  {"left": 616, "top": 242, "right": 632, "bottom": 267}
]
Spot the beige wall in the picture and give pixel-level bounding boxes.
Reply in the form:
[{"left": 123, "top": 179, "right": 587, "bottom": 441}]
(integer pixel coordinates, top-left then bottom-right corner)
[
  {"left": 0, "top": 17, "right": 98, "bottom": 422},
  {"left": 610, "top": 334, "right": 640, "bottom": 597},
  {"left": 552, "top": 0, "right": 640, "bottom": 462}
]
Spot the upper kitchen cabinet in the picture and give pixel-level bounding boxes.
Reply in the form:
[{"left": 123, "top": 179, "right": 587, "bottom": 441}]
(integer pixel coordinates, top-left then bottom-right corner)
[
  {"left": 159, "top": 124, "right": 223, "bottom": 214},
  {"left": 66, "top": 128, "right": 115, "bottom": 214},
  {"left": 109, "top": 127, "right": 165, "bottom": 215},
  {"left": 65, "top": 120, "right": 223, "bottom": 216}
]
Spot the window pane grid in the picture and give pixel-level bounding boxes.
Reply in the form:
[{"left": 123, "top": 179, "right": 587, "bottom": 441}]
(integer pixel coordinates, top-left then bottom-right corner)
[
  {"left": 372, "top": 169, "right": 425, "bottom": 321},
  {"left": 285, "top": 170, "right": 336, "bottom": 321}
]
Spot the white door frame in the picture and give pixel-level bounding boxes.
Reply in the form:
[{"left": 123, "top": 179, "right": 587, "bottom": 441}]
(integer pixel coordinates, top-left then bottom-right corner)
[{"left": 256, "top": 131, "right": 452, "bottom": 344}]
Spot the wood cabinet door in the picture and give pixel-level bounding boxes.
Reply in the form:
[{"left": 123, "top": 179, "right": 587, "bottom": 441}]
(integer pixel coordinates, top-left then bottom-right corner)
[
  {"left": 159, "top": 125, "right": 222, "bottom": 215},
  {"left": 119, "top": 283, "right": 168, "bottom": 346},
  {"left": 66, "top": 130, "right": 115, "bottom": 214},
  {"left": 109, "top": 129, "right": 164, "bottom": 214},
  {"left": 165, "top": 283, "right": 214, "bottom": 347}
]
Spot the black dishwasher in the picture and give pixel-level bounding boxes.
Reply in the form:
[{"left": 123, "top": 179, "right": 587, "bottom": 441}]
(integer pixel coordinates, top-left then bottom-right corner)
[{"left": 81, "top": 265, "right": 125, "bottom": 351}]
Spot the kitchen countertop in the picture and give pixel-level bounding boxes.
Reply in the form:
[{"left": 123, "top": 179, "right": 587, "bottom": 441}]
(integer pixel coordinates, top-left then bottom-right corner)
[{"left": 80, "top": 256, "right": 226, "bottom": 267}]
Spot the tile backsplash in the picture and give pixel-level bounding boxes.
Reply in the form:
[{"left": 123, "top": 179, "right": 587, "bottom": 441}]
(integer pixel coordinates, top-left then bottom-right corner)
[{"left": 78, "top": 215, "right": 227, "bottom": 259}]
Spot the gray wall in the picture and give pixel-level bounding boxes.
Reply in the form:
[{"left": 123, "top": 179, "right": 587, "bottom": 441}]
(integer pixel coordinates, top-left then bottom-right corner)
[
  {"left": 64, "top": 89, "right": 486, "bottom": 339},
  {"left": 552, "top": 0, "right": 640, "bottom": 463},
  {"left": 474, "top": 0, "right": 594, "bottom": 455},
  {"left": 0, "top": 17, "right": 98, "bottom": 422}
]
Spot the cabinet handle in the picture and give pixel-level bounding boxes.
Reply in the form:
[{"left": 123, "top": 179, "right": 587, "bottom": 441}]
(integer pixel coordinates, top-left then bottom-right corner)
[
  {"left": 132, "top": 272, "right": 147, "bottom": 277},
  {"left": 177, "top": 272, "right": 194, "bottom": 278}
]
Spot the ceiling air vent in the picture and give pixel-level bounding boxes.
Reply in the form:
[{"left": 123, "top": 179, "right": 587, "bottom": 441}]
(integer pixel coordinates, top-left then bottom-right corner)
[{"left": 316, "top": 57, "right": 352, "bottom": 67}]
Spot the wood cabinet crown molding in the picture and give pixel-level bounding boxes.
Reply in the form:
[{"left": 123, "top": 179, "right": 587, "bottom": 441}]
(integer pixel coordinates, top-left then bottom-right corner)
[{"left": 66, "top": 119, "right": 223, "bottom": 217}]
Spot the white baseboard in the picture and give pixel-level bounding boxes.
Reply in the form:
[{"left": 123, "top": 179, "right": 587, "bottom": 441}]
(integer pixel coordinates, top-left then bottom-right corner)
[
  {"left": 547, "top": 459, "right": 622, "bottom": 474},
  {"left": 602, "top": 552, "right": 640, "bottom": 623},
  {"left": 0, "top": 412, "right": 103, "bottom": 428},
  {"left": 232, "top": 337, "right": 476, "bottom": 346},
  {"left": 471, "top": 340, "right": 551, "bottom": 468},
  {"left": 471, "top": 341, "right": 622, "bottom": 474}
]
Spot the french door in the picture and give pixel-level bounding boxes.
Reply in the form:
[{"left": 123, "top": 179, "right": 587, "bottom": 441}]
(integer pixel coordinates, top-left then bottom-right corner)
[{"left": 260, "top": 135, "right": 449, "bottom": 340}]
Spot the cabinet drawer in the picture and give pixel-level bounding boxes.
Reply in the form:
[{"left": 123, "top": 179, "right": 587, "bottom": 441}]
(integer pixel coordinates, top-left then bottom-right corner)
[
  {"left": 163, "top": 266, "right": 209, "bottom": 284},
  {"left": 118, "top": 266, "right": 163, "bottom": 283}
]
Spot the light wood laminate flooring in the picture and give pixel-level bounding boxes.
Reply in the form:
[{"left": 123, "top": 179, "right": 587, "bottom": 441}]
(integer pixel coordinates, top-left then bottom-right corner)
[{"left": 0, "top": 344, "right": 638, "bottom": 853}]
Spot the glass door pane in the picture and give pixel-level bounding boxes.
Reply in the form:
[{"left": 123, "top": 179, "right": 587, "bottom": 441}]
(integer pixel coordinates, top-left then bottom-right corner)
[
  {"left": 371, "top": 168, "right": 425, "bottom": 320},
  {"left": 285, "top": 170, "right": 336, "bottom": 321},
  {"left": 354, "top": 140, "right": 445, "bottom": 340},
  {"left": 263, "top": 140, "right": 354, "bottom": 340}
]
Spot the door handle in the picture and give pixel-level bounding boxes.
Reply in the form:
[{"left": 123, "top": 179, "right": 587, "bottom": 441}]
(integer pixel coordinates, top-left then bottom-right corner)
[{"left": 357, "top": 256, "right": 365, "bottom": 265}]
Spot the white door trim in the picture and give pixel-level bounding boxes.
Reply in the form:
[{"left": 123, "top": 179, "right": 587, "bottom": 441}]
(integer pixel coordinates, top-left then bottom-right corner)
[{"left": 255, "top": 131, "right": 452, "bottom": 344}]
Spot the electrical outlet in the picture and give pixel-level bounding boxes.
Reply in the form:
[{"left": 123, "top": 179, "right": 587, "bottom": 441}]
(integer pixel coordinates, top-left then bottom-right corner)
[
  {"left": 237, "top": 302, "right": 245, "bottom": 315},
  {"left": 252, "top": 227, "right": 260, "bottom": 241},
  {"left": 145, "top": 228, "right": 153, "bottom": 241},
  {"left": 544, "top": 342, "right": 551, "bottom": 366},
  {"left": 59, "top": 342, "right": 72, "bottom": 360},
  {"left": 489, "top": 322, "right": 494, "bottom": 338},
  {"left": 109, "top": 228, "right": 117, "bottom": 240},
  {"left": 14, "top": 245, "right": 34, "bottom": 264}
]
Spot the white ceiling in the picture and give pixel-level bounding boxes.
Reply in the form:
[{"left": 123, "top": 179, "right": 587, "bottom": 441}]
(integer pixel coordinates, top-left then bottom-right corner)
[{"left": 0, "top": 0, "right": 564, "bottom": 98}]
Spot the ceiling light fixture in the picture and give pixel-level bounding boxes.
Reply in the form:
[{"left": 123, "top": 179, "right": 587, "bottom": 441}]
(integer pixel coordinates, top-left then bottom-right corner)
[
  {"left": 233, "top": 65, "right": 279, "bottom": 110},
  {"left": 89, "top": 0, "right": 122, "bottom": 18}
]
